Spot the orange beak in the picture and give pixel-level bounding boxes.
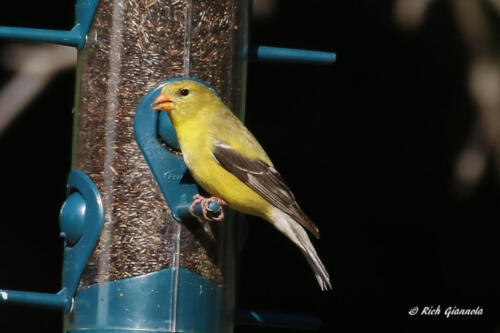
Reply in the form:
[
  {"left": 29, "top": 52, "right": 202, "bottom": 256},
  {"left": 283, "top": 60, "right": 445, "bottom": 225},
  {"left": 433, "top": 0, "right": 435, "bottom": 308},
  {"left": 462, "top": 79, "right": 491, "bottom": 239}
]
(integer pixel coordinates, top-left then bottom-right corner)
[{"left": 152, "top": 93, "right": 174, "bottom": 111}]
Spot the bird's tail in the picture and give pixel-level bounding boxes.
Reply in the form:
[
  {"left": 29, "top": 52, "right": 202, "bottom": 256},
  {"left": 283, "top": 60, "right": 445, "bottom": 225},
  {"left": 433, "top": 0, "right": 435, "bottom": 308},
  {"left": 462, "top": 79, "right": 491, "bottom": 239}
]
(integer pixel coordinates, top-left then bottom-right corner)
[{"left": 269, "top": 208, "right": 332, "bottom": 291}]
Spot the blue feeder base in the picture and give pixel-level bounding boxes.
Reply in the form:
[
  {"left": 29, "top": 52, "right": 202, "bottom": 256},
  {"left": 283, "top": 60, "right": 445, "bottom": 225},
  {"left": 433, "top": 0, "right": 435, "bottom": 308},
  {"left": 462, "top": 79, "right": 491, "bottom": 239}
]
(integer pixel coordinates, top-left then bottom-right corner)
[{"left": 64, "top": 267, "right": 221, "bottom": 333}]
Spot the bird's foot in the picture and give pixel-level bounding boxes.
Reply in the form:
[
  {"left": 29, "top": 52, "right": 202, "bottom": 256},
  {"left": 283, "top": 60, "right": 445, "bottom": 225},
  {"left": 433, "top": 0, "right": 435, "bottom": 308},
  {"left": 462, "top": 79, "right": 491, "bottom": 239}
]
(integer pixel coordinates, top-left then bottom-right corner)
[{"left": 189, "top": 194, "right": 227, "bottom": 222}]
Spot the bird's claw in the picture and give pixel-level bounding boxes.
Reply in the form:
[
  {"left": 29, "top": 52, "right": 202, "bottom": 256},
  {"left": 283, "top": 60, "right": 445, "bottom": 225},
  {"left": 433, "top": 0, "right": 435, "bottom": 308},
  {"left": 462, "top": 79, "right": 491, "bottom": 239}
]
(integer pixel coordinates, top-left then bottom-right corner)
[{"left": 189, "top": 194, "right": 227, "bottom": 222}]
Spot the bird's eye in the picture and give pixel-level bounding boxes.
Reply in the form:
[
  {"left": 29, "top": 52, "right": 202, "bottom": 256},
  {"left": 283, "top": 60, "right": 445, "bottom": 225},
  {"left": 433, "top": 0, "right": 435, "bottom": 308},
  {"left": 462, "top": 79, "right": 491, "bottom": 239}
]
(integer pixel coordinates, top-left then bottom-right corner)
[{"left": 180, "top": 89, "right": 189, "bottom": 96}]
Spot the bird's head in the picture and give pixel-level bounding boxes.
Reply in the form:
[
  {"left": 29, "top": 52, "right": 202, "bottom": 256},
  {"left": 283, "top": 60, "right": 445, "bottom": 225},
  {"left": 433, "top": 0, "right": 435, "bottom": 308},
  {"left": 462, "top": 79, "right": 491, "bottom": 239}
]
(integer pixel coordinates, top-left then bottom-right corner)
[{"left": 152, "top": 79, "right": 219, "bottom": 123}]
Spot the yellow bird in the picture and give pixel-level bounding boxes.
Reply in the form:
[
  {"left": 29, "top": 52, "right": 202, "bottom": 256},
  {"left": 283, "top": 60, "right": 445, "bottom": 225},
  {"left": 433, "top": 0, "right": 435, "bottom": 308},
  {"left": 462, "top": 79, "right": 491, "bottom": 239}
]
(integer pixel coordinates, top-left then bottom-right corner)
[{"left": 153, "top": 79, "right": 331, "bottom": 290}]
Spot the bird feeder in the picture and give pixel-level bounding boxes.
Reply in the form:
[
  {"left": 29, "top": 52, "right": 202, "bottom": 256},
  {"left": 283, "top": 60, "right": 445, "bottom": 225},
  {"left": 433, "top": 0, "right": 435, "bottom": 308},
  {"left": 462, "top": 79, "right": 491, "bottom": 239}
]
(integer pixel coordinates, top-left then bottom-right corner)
[{"left": 0, "top": 0, "right": 335, "bottom": 332}]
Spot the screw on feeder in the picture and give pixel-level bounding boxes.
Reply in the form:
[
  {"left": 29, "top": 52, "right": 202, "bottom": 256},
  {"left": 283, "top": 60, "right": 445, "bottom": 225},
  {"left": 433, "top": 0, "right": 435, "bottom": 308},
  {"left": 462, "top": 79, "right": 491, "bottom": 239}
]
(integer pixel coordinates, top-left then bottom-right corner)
[
  {"left": 59, "top": 192, "right": 87, "bottom": 246},
  {"left": 207, "top": 201, "right": 221, "bottom": 212}
]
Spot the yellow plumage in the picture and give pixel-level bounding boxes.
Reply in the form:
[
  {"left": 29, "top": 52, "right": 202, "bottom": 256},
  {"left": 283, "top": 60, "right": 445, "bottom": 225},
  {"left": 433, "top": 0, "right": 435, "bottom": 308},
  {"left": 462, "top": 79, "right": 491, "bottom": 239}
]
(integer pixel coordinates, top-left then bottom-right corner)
[
  {"left": 153, "top": 80, "right": 331, "bottom": 290},
  {"left": 165, "top": 81, "right": 272, "bottom": 218}
]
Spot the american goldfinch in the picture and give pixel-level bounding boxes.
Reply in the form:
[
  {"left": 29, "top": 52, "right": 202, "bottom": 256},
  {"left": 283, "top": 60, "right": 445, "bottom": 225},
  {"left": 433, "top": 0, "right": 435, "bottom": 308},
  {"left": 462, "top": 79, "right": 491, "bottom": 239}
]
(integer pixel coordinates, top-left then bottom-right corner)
[{"left": 153, "top": 79, "right": 331, "bottom": 290}]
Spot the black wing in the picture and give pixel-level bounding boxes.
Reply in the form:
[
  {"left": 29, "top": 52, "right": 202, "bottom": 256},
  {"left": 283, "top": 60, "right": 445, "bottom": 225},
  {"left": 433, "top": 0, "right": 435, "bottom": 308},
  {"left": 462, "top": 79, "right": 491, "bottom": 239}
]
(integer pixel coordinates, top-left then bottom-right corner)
[{"left": 211, "top": 141, "right": 320, "bottom": 238}]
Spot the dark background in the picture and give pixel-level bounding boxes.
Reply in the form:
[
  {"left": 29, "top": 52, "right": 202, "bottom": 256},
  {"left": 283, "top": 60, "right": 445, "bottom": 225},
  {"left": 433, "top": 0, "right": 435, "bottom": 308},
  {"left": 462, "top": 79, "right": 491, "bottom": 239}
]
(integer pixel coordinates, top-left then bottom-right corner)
[{"left": 1, "top": 1, "right": 499, "bottom": 332}]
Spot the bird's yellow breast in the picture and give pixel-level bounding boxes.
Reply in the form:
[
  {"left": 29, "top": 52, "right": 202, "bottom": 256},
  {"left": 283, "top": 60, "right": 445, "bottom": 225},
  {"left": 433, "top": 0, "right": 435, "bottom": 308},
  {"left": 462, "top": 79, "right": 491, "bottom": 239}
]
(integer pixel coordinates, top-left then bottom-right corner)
[{"left": 175, "top": 118, "right": 271, "bottom": 219}]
